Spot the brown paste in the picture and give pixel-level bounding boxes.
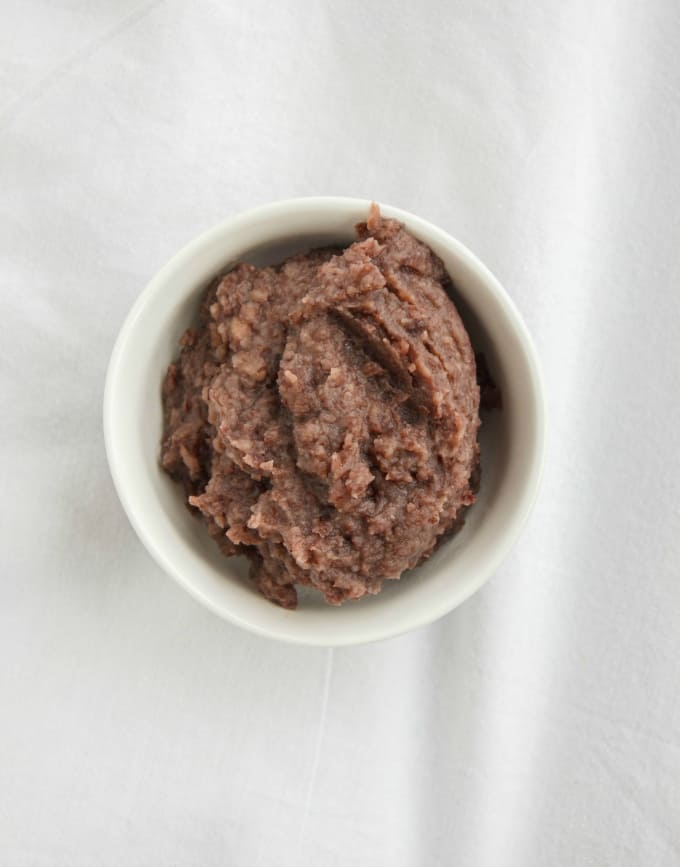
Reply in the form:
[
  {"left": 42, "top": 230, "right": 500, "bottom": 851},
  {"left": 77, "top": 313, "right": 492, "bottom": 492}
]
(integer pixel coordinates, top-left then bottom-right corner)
[{"left": 161, "top": 205, "right": 480, "bottom": 608}]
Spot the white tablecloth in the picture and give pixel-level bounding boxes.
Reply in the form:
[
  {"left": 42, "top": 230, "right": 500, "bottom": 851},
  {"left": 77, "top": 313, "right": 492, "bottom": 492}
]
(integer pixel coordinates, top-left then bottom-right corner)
[{"left": 2, "top": 1, "right": 679, "bottom": 864}]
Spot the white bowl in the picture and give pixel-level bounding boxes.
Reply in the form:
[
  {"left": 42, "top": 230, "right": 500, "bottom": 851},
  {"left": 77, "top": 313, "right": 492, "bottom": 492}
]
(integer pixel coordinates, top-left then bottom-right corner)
[{"left": 104, "top": 198, "right": 545, "bottom": 646}]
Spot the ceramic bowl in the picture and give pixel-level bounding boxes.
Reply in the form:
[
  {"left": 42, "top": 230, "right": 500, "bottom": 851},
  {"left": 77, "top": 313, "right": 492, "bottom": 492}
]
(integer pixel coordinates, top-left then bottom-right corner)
[{"left": 104, "top": 197, "right": 545, "bottom": 646}]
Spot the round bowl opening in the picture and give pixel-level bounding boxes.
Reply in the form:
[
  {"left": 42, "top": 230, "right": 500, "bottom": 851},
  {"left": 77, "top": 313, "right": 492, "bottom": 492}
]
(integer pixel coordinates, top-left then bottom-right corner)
[{"left": 104, "top": 198, "right": 545, "bottom": 646}]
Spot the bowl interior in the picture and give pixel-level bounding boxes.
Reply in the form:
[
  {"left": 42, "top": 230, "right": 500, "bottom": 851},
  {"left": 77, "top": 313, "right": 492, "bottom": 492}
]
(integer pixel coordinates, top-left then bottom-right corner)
[{"left": 105, "top": 198, "right": 544, "bottom": 645}]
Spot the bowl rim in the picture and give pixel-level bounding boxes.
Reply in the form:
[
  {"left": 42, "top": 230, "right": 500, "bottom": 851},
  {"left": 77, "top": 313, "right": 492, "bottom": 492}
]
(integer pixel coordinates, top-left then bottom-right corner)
[{"left": 104, "top": 196, "right": 546, "bottom": 646}]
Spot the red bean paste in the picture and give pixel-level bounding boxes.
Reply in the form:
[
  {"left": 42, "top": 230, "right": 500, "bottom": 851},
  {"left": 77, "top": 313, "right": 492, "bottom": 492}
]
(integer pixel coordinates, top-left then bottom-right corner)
[{"left": 161, "top": 205, "right": 480, "bottom": 608}]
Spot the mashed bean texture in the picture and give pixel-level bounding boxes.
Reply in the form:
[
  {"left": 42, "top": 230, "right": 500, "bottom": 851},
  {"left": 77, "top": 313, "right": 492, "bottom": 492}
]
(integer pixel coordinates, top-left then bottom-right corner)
[{"left": 161, "top": 205, "right": 480, "bottom": 608}]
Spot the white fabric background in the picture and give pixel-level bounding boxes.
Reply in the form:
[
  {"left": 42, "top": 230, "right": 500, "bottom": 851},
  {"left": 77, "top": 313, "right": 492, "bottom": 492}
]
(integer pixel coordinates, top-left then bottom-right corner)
[{"left": 2, "top": 1, "right": 679, "bottom": 864}]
